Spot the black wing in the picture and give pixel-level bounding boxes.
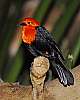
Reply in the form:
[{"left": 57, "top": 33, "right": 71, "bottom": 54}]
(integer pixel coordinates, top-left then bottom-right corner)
[
  {"left": 36, "top": 26, "right": 74, "bottom": 86},
  {"left": 36, "top": 26, "right": 65, "bottom": 61}
]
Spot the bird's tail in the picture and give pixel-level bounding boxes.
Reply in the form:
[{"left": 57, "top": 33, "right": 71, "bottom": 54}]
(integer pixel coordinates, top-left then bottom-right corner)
[{"left": 51, "top": 61, "right": 74, "bottom": 86}]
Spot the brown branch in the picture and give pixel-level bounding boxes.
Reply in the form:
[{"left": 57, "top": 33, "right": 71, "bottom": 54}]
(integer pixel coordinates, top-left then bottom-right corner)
[
  {"left": 0, "top": 57, "right": 80, "bottom": 100},
  {"left": 30, "top": 56, "right": 50, "bottom": 100}
]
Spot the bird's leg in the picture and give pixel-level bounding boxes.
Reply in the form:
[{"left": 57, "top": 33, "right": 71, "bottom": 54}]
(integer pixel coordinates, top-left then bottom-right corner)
[{"left": 30, "top": 56, "right": 50, "bottom": 100}]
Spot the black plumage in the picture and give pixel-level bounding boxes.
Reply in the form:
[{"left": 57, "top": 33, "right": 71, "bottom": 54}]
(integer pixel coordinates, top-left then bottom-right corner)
[{"left": 25, "top": 26, "right": 74, "bottom": 86}]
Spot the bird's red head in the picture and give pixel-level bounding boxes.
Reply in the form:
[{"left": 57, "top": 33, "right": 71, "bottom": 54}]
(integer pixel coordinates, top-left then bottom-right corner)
[{"left": 20, "top": 18, "right": 40, "bottom": 44}]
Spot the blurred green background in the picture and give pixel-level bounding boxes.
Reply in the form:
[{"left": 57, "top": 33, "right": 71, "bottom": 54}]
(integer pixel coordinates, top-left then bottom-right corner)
[{"left": 0, "top": 0, "right": 80, "bottom": 84}]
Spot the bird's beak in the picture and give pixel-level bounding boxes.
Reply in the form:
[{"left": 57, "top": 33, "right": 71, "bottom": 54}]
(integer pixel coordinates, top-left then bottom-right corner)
[{"left": 20, "top": 22, "right": 27, "bottom": 26}]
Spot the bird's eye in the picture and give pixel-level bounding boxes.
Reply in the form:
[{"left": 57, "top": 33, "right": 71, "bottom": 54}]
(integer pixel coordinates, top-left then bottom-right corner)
[
  {"left": 27, "top": 21, "right": 34, "bottom": 25},
  {"left": 27, "top": 22, "right": 31, "bottom": 24}
]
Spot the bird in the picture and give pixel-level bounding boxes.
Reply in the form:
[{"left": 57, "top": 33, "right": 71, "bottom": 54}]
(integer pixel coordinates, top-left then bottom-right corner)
[{"left": 19, "top": 17, "right": 74, "bottom": 86}]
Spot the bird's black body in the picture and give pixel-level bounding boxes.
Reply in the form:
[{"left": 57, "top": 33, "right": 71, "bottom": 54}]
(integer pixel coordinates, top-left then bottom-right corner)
[{"left": 21, "top": 26, "right": 74, "bottom": 86}]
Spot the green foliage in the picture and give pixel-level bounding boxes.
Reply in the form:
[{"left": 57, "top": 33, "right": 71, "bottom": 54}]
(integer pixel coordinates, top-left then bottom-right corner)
[
  {"left": 52, "top": 0, "right": 80, "bottom": 42},
  {"left": 72, "top": 35, "right": 80, "bottom": 66},
  {"left": 33, "top": 0, "right": 53, "bottom": 22},
  {"left": 3, "top": 50, "right": 23, "bottom": 82}
]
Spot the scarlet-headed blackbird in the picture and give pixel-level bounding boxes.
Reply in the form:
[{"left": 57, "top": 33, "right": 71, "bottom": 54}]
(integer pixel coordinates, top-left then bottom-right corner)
[{"left": 20, "top": 18, "right": 74, "bottom": 86}]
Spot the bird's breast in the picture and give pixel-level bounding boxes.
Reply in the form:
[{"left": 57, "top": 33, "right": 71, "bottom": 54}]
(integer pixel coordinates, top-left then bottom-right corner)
[{"left": 22, "top": 27, "right": 36, "bottom": 44}]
